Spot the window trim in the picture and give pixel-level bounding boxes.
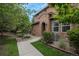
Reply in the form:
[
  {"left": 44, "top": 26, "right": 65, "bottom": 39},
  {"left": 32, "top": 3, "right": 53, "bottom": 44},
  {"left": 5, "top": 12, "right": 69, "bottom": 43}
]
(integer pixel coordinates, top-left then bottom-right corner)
[
  {"left": 61, "top": 23, "right": 71, "bottom": 32},
  {"left": 51, "top": 20, "right": 71, "bottom": 33},
  {"left": 52, "top": 21, "right": 60, "bottom": 32}
]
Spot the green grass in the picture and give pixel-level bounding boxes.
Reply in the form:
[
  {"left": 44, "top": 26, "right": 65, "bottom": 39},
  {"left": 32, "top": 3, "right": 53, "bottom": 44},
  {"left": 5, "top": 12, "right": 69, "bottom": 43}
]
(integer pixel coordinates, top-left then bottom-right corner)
[
  {"left": 0, "top": 36, "right": 19, "bottom": 56},
  {"left": 32, "top": 40, "right": 71, "bottom": 56}
]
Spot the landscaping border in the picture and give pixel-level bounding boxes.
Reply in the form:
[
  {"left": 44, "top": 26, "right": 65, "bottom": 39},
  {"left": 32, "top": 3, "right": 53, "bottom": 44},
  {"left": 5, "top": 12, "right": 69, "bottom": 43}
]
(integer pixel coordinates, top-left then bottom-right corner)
[{"left": 47, "top": 44, "right": 78, "bottom": 56}]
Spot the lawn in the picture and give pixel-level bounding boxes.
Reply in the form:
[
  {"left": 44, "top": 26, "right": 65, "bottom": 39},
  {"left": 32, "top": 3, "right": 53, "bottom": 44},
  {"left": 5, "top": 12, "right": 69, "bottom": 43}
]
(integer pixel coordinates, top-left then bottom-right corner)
[
  {"left": 0, "top": 36, "right": 19, "bottom": 56},
  {"left": 32, "top": 40, "right": 71, "bottom": 56}
]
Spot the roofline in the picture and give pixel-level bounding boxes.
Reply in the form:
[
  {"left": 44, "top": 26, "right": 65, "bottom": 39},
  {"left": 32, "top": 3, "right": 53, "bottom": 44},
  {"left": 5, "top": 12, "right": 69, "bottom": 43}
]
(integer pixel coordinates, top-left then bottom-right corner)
[{"left": 33, "top": 5, "right": 49, "bottom": 17}]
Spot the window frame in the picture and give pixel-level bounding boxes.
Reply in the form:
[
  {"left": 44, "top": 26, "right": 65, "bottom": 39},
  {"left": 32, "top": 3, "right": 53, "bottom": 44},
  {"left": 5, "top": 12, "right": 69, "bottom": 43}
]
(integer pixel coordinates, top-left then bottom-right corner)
[
  {"left": 61, "top": 23, "right": 71, "bottom": 32},
  {"left": 52, "top": 21, "right": 60, "bottom": 32}
]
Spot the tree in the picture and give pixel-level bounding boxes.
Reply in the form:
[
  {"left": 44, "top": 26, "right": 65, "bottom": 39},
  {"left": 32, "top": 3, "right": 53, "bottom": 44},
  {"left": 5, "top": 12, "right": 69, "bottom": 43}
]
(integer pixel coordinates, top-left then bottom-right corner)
[
  {"left": 0, "top": 4, "right": 18, "bottom": 35},
  {"left": 0, "top": 3, "right": 31, "bottom": 36},
  {"left": 17, "top": 14, "right": 31, "bottom": 37},
  {"left": 49, "top": 3, "right": 79, "bottom": 24}
]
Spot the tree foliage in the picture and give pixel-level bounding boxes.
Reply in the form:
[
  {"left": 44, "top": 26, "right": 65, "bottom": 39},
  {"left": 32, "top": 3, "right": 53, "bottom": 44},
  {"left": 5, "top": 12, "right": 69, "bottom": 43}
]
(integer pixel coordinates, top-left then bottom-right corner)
[
  {"left": 49, "top": 3, "right": 79, "bottom": 24},
  {"left": 0, "top": 3, "right": 31, "bottom": 35}
]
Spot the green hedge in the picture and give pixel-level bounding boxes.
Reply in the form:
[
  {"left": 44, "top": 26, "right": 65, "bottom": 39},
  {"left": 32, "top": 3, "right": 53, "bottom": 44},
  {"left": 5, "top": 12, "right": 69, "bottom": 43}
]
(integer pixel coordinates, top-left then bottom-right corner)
[
  {"left": 42, "top": 32, "right": 54, "bottom": 44},
  {"left": 67, "top": 28, "right": 79, "bottom": 54}
]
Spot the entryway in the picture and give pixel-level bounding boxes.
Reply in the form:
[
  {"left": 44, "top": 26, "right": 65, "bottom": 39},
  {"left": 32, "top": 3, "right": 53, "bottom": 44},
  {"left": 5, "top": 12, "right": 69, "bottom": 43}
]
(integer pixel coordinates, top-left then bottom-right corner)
[{"left": 41, "top": 22, "right": 46, "bottom": 34}]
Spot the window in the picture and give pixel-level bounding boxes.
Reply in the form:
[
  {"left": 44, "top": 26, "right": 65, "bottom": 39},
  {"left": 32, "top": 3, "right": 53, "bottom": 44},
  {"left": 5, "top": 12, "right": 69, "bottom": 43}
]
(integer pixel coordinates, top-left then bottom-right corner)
[
  {"left": 62, "top": 23, "right": 70, "bottom": 32},
  {"left": 52, "top": 21, "right": 59, "bottom": 32},
  {"left": 52, "top": 21, "right": 70, "bottom": 32}
]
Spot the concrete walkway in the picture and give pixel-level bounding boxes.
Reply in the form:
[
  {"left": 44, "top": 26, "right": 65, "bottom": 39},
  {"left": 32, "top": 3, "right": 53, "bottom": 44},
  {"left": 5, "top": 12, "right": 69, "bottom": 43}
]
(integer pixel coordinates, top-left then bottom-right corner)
[
  {"left": 0, "top": 32, "right": 43, "bottom": 56},
  {"left": 17, "top": 36, "right": 43, "bottom": 56},
  {"left": 27, "top": 36, "right": 41, "bottom": 43}
]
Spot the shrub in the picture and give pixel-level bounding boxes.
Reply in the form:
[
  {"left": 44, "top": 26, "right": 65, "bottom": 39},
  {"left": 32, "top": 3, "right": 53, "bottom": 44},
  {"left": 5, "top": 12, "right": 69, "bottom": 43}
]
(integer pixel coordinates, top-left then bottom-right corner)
[
  {"left": 59, "top": 39, "right": 66, "bottom": 49},
  {"left": 42, "top": 32, "right": 54, "bottom": 44},
  {"left": 67, "top": 28, "right": 79, "bottom": 54}
]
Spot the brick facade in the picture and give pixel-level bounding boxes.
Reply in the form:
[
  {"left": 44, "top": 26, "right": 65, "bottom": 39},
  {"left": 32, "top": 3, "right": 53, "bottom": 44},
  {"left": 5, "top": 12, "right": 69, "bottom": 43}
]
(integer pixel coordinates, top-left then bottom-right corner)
[
  {"left": 32, "top": 5, "right": 73, "bottom": 38},
  {"left": 32, "top": 6, "right": 56, "bottom": 36}
]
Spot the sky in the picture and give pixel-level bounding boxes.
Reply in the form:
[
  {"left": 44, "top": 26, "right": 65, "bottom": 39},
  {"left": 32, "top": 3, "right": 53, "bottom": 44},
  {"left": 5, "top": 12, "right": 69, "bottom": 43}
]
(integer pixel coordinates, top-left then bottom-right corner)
[{"left": 25, "top": 3, "right": 48, "bottom": 21}]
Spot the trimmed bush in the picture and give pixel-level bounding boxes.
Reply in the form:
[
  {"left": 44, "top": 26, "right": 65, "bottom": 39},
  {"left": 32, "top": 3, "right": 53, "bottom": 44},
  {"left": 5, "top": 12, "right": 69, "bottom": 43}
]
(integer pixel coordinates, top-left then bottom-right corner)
[
  {"left": 67, "top": 28, "right": 79, "bottom": 54},
  {"left": 42, "top": 32, "right": 54, "bottom": 44}
]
